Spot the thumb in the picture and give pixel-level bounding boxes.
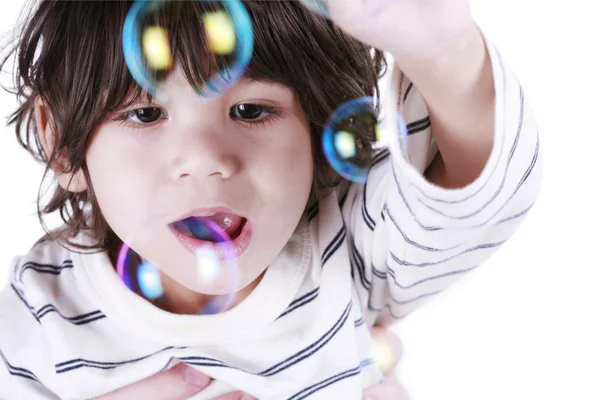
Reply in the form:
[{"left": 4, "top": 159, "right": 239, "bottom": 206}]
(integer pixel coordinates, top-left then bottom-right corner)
[
  {"left": 362, "top": 376, "right": 410, "bottom": 400},
  {"left": 93, "top": 363, "right": 211, "bottom": 400}
]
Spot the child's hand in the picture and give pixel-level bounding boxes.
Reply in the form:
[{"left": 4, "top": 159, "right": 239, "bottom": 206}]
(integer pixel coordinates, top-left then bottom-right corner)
[
  {"left": 92, "top": 363, "right": 257, "bottom": 400},
  {"left": 323, "top": 0, "right": 475, "bottom": 62},
  {"left": 363, "top": 326, "right": 410, "bottom": 400}
]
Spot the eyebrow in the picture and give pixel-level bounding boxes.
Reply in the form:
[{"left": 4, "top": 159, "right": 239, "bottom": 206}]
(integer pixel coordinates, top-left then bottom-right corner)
[{"left": 237, "top": 75, "right": 293, "bottom": 94}]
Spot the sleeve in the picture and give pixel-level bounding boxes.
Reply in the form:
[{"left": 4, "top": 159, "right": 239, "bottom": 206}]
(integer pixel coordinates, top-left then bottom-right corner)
[
  {"left": 0, "top": 285, "right": 61, "bottom": 400},
  {"left": 342, "top": 30, "right": 543, "bottom": 326},
  {"left": 0, "top": 349, "right": 60, "bottom": 400}
]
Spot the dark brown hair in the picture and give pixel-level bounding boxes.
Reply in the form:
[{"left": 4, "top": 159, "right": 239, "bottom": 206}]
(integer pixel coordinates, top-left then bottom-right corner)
[{"left": 1, "top": 0, "right": 386, "bottom": 254}]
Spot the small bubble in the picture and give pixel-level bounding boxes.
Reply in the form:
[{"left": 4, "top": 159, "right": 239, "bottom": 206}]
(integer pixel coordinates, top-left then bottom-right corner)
[
  {"left": 322, "top": 97, "right": 408, "bottom": 183},
  {"left": 371, "top": 337, "right": 395, "bottom": 374}
]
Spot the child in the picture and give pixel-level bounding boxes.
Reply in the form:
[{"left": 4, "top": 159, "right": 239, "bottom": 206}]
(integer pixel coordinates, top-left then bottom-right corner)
[{"left": 0, "top": 0, "right": 542, "bottom": 399}]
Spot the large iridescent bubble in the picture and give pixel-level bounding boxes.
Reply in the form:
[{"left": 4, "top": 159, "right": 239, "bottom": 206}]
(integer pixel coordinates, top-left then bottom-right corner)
[
  {"left": 298, "top": 0, "right": 330, "bottom": 17},
  {"left": 116, "top": 214, "right": 242, "bottom": 315},
  {"left": 122, "top": 0, "right": 253, "bottom": 100}
]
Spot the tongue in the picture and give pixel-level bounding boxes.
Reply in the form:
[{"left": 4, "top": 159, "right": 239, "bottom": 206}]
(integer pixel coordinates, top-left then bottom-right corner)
[{"left": 200, "top": 212, "right": 243, "bottom": 237}]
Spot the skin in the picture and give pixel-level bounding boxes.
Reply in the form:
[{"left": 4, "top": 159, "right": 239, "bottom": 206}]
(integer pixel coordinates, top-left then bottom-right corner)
[
  {"left": 36, "top": 69, "right": 409, "bottom": 400},
  {"left": 37, "top": 68, "right": 314, "bottom": 313},
  {"left": 37, "top": 1, "right": 496, "bottom": 397},
  {"left": 327, "top": 0, "right": 496, "bottom": 189}
]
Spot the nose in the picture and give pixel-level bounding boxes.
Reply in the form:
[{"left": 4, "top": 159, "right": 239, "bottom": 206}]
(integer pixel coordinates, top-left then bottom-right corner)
[{"left": 166, "top": 110, "right": 241, "bottom": 182}]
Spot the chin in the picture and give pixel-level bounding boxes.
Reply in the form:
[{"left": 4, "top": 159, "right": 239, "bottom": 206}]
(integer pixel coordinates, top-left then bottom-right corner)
[{"left": 171, "top": 259, "right": 266, "bottom": 297}]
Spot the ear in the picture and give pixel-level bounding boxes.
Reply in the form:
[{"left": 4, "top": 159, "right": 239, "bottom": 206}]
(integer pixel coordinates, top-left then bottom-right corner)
[{"left": 34, "top": 97, "right": 88, "bottom": 193}]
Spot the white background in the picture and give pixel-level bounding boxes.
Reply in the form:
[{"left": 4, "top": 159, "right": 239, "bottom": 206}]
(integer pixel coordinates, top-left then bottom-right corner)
[{"left": 0, "top": 1, "right": 598, "bottom": 399}]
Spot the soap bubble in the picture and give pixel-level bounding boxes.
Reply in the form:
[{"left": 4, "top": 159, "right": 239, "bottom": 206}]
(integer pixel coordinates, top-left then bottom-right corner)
[
  {"left": 116, "top": 214, "right": 243, "bottom": 314},
  {"left": 370, "top": 336, "right": 396, "bottom": 374},
  {"left": 322, "top": 96, "right": 408, "bottom": 183},
  {"left": 298, "top": 0, "right": 330, "bottom": 17},
  {"left": 122, "top": 0, "right": 253, "bottom": 99}
]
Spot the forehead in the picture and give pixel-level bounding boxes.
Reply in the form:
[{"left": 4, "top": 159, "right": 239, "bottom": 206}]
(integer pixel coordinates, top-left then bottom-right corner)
[{"left": 128, "top": 63, "right": 296, "bottom": 104}]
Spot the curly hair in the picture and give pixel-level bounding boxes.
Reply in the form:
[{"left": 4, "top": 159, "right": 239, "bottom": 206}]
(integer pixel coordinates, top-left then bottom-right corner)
[{"left": 0, "top": 0, "right": 387, "bottom": 254}]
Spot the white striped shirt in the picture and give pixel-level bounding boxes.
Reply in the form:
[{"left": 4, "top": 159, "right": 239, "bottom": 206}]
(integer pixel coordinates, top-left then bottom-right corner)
[{"left": 0, "top": 32, "right": 542, "bottom": 400}]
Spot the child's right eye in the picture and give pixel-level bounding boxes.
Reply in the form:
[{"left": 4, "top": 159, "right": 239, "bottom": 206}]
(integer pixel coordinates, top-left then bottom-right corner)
[{"left": 113, "top": 107, "right": 167, "bottom": 128}]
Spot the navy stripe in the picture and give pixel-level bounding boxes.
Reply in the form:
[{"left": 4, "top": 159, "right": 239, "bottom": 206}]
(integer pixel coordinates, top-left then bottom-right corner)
[
  {"left": 322, "top": 228, "right": 346, "bottom": 266},
  {"left": 389, "top": 241, "right": 505, "bottom": 267},
  {"left": 36, "top": 305, "right": 106, "bottom": 325},
  {"left": 418, "top": 85, "right": 525, "bottom": 218},
  {"left": 371, "top": 266, "right": 386, "bottom": 279},
  {"left": 387, "top": 265, "right": 477, "bottom": 289},
  {"left": 260, "top": 302, "right": 352, "bottom": 377},
  {"left": 372, "top": 148, "right": 390, "bottom": 167},
  {"left": 287, "top": 287, "right": 320, "bottom": 310},
  {"left": 18, "top": 260, "right": 73, "bottom": 283},
  {"left": 10, "top": 284, "right": 39, "bottom": 322},
  {"left": 351, "top": 242, "right": 370, "bottom": 291},
  {"left": 361, "top": 200, "right": 375, "bottom": 232},
  {"left": 359, "top": 148, "right": 390, "bottom": 233},
  {"left": 278, "top": 288, "right": 320, "bottom": 319},
  {"left": 55, "top": 346, "right": 180, "bottom": 373},
  {"left": 186, "top": 303, "right": 353, "bottom": 375},
  {"left": 0, "top": 350, "right": 40, "bottom": 383},
  {"left": 471, "top": 135, "right": 540, "bottom": 228},
  {"left": 511, "top": 136, "right": 539, "bottom": 194},
  {"left": 338, "top": 187, "right": 349, "bottom": 209},
  {"left": 403, "top": 82, "right": 413, "bottom": 103},
  {"left": 353, "top": 318, "right": 364, "bottom": 327},
  {"left": 359, "top": 149, "right": 390, "bottom": 233},
  {"left": 55, "top": 305, "right": 353, "bottom": 378},
  {"left": 496, "top": 203, "right": 534, "bottom": 225},
  {"left": 322, "top": 227, "right": 345, "bottom": 260},
  {"left": 158, "top": 358, "right": 176, "bottom": 373},
  {"left": 406, "top": 116, "right": 431, "bottom": 135},
  {"left": 178, "top": 356, "right": 228, "bottom": 368},
  {"left": 176, "top": 360, "right": 230, "bottom": 368},
  {"left": 288, "top": 359, "right": 372, "bottom": 400},
  {"left": 391, "top": 290, "right": 441, "bottom": 305},
  {"left": 383, "top": 205, "right": 462, "bottom": 252},
  {"left": 390, "top": 161, "right": 442, "bottom": 231}
]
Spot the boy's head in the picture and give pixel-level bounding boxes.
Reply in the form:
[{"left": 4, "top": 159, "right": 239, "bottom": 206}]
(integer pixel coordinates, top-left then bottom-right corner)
[{"left": 2, "top": 0, "right": 385, "bottom": 293}]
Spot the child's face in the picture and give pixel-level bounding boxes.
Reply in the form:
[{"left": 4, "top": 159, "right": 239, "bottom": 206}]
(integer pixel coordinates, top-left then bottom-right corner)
[{"left": 84, "top": 68, "right": 314, "bottom": 295}]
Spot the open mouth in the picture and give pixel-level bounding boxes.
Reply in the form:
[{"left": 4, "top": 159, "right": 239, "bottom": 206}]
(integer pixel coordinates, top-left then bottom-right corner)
[{"left": 170, "top": 212, "right": 247, "bottom": 242}]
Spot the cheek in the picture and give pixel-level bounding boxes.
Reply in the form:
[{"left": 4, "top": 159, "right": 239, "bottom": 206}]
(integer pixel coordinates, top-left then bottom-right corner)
[
  {"left": 84, "top": 134, "right": 152, "bottom": 238},
  {"left": 255, "top": 125, "right": 313, "bottom": 204}
]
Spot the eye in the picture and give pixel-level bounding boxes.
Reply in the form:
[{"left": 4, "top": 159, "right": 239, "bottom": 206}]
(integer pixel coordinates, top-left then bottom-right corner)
[
  {"left": 230, "top": 104, "right": 271, "bottom": 120},
  {"left": 127, "top": 107, "right": 164, "bottom": 124}
]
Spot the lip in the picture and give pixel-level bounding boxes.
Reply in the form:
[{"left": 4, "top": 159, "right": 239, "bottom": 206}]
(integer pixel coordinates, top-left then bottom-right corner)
[
  {"left": 169, "top": 218, "right": 252, "bottom": 260},
  {"left": 171, "top": 206, "right": 247, "bottom": 223}
]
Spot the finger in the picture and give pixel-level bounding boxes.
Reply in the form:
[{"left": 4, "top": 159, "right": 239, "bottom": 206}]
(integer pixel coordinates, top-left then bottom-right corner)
[
  {"left": 93, "top": 363, "right": 211, "bottom": 400},
  {"left": 369, "top": 326, "right": 403, "bottom": 375},
  {"left": 215, "top": 391, "right": 258, "bottom": 400},
  {"left": 362, "top": 379, "right": 410, "bottom": 400}
]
